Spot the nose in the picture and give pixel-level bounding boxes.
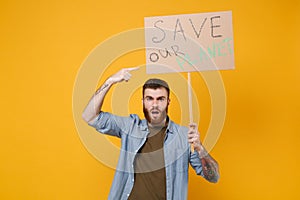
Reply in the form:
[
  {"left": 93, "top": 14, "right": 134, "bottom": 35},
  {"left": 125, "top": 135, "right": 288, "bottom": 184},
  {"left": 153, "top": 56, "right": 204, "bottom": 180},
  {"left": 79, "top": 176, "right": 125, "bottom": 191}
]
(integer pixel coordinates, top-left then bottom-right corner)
[
  {"left": 152, "top": 100, "right": 158, "bottom": 108},
  {"left": 150, "top": 99, "right": 159, "bottom": 108}
]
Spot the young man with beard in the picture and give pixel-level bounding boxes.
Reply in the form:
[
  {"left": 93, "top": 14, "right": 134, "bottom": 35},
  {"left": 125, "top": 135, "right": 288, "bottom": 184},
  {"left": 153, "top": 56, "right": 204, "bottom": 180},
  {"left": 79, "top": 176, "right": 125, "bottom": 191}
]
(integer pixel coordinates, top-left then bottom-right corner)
[{"left": 82, "top": 67, "right": 220, "bottom": 200}]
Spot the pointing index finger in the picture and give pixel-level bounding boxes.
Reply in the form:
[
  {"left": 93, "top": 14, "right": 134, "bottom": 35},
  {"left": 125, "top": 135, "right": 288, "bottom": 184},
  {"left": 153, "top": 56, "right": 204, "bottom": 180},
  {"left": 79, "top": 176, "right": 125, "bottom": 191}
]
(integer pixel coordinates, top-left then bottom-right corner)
[{"left": 127, "top": 66, "right": 140, "bottom": 71}]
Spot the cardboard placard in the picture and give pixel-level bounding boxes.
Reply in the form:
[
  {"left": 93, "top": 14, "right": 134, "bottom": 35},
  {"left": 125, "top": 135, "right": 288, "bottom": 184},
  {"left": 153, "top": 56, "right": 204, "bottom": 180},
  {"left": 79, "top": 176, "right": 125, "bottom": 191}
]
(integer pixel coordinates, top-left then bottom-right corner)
[{"left": 144, "top": 11, "right": 235, "bottom": 74}]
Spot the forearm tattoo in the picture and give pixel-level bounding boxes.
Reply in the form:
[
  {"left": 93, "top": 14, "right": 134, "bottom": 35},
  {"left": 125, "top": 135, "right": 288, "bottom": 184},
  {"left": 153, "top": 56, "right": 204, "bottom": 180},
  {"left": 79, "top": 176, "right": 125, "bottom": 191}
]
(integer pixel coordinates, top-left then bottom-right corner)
[
  {"left": 95, "top": 83, "right": 109, "bottom": 95},
  {"left": 201, "top": 154, "right": 220, "bottom": 183}
]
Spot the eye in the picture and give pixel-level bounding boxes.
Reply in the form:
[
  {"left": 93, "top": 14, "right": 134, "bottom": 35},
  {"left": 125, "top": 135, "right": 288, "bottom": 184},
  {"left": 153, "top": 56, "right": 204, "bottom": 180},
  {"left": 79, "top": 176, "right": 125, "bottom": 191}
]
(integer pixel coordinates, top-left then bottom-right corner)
[
  {"left": 145, "top": 97, "right": 153, "bottom": 102},
  {"left": 158, "top": 97, "right": 166, "bottom": 102}
]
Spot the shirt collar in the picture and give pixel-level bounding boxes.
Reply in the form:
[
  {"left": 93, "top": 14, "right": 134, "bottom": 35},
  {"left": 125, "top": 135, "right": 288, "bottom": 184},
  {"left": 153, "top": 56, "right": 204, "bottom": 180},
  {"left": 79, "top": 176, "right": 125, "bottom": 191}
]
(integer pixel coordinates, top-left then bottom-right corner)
[{"left": 166, "top": 116, "right": 174, "bottom": 134}]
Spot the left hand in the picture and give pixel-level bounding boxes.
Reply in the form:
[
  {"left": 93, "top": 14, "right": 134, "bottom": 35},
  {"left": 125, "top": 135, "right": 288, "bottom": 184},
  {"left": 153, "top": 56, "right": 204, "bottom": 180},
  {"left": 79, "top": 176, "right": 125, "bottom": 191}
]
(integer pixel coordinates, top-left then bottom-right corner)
[{"left": 188, "top": 123, "right": 202, "bottom": 152}]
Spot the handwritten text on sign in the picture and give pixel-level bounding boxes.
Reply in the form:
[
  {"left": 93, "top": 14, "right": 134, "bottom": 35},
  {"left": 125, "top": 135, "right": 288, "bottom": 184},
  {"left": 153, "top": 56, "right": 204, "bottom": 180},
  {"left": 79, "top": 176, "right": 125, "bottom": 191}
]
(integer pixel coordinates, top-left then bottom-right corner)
[{"left": 144, "top": 11, "right": 235, "bottom": 74}]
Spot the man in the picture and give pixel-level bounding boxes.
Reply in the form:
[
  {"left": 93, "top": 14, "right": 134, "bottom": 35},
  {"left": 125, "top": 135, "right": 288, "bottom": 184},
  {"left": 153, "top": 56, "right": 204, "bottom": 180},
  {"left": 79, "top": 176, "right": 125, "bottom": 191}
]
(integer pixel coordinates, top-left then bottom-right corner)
[{"left": 82, "top": 67, "right": 220, "bottom": 200}]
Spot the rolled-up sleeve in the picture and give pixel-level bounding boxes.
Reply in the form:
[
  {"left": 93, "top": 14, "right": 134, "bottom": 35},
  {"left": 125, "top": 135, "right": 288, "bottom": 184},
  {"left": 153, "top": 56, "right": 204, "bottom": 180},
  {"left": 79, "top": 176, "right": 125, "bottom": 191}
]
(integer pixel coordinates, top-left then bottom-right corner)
[
  {"left": 89, "top": 112, "right": 133, "bottom": 138},
  {"left": 189, "top": 151, "right": 204, "bottom": 177}
]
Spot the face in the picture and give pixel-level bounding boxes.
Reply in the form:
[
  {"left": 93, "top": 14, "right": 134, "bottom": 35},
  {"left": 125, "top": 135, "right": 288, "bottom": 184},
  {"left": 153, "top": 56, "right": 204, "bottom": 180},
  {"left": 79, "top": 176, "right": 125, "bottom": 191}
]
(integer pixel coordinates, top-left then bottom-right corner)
[{"left": 143, "top": 87, "right": 170, "bottom": 126}]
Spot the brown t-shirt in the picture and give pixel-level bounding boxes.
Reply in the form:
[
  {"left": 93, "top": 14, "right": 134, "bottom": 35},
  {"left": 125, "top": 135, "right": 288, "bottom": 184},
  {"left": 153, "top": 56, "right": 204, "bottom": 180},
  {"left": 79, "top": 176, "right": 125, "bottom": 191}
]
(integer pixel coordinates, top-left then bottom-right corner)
[{"left": 128, "top": 125, "right": 167, "bottom": 200}]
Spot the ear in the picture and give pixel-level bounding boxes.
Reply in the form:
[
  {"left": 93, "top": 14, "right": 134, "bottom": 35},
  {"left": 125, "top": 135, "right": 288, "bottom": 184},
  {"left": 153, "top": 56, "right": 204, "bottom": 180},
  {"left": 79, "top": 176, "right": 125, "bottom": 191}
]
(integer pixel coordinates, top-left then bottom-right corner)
[{"left": 167, "top": 98, "right": 171, "bottom": 105}]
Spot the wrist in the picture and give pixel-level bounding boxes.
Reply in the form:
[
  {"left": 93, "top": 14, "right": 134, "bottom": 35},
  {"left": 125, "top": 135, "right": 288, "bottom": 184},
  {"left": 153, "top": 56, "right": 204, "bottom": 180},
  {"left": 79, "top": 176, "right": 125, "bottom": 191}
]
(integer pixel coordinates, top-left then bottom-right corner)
[
  {"left": 105, "top": 77, "right": 115, "bottom": 85},
  {"left": 197, "top": 145, "right": 208, "bottom": 158}
]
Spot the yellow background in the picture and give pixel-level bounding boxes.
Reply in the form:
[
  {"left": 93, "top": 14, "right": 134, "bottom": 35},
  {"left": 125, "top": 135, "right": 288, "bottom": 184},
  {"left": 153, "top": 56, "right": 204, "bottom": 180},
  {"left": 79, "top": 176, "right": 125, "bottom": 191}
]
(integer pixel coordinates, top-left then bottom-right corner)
[{"left": 1, "top": 0, "right": 300, "bottom": 199}]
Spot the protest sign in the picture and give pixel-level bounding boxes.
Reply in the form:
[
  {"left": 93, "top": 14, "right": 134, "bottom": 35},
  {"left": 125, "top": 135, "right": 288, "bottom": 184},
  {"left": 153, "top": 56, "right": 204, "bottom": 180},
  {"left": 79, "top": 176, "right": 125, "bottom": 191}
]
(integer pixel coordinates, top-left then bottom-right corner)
[{"left": 144, "top": 11, "right": 234, "bottom": 74}]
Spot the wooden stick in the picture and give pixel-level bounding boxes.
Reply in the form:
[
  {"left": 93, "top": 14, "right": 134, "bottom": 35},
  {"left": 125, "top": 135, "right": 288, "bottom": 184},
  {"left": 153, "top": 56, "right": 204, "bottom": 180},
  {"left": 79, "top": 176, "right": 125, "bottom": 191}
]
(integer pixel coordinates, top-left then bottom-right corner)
[
  {"left": 188, "top": 72, "right": 195, "bottom": 152},
  {"left": 188, "top": 72, "right": 193, "bottom": 123}
]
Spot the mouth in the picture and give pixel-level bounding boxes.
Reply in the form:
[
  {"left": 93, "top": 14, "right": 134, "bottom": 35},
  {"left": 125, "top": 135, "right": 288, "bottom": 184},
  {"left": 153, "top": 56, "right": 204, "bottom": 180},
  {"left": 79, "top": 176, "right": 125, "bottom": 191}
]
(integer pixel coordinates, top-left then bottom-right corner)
[{"left": 151, "top": 110, "right": 160, "bottom": 115}]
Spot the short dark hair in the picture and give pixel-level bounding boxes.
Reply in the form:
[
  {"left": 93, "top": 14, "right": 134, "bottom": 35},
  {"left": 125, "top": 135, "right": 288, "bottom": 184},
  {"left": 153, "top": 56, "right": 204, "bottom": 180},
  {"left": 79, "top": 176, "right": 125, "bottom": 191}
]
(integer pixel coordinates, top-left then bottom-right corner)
[{"left": 143, "top": 78, "right": 170, "bottom": 97}]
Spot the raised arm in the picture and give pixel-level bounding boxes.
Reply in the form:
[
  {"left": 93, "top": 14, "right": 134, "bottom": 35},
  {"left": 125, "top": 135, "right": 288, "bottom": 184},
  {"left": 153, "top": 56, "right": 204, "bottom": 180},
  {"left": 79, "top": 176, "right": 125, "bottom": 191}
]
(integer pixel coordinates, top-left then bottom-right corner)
[
  {"left": 82, "top": 67, "right": 139, "bottom": 124},
  {"left": 188, "top": 123, "right": 220, "bottom": 183}
]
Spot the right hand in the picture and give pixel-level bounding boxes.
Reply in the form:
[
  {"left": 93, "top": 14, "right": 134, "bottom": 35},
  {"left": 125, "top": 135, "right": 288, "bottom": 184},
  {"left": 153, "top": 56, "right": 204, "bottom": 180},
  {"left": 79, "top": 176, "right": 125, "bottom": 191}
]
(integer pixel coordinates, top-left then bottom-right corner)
[{"left": 109, "top": 67, "right": 140, "bottom": 83}]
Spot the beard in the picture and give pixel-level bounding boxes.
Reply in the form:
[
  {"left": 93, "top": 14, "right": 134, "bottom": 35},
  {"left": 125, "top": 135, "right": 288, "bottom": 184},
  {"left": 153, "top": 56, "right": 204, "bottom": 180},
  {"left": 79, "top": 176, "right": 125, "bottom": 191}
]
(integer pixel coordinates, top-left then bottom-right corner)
[{"left": 143, "top": 104, "right": 168, "bottom": 124}]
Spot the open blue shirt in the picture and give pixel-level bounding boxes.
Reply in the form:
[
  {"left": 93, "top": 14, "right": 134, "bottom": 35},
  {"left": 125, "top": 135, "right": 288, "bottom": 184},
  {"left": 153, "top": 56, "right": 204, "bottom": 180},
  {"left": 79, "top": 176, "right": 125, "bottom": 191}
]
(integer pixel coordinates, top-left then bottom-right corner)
[{"left": 89, "top": 112, "right": 204, "bottom": 200}]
